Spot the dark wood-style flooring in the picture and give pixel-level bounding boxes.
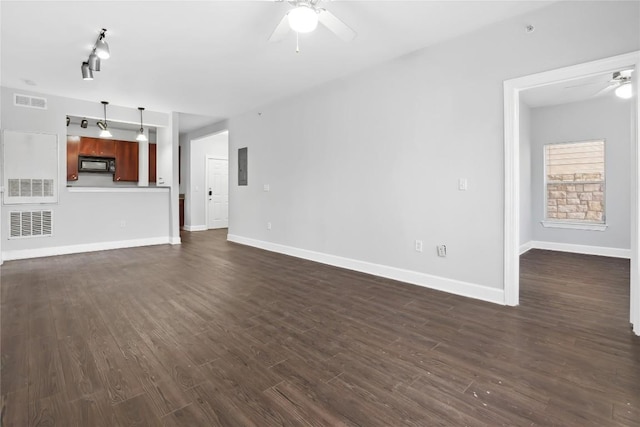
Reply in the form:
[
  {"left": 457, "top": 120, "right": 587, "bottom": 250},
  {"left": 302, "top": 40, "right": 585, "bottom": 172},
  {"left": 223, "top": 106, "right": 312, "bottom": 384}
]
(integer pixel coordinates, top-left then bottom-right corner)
[{"left": 1, "top": 229, "right": 639, "bottom": 426}]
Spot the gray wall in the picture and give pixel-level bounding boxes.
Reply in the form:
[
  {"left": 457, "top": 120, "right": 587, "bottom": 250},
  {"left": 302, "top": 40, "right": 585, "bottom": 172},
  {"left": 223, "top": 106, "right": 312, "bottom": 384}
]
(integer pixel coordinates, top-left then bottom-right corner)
[
  {"left": 225, "top": 1, "right": 639, "bottom": 291},
  {"left": 530, "top": 96, "right": 632, "bottom": 249},
  {"left": 520, "top": 101, "right": 533, "bottom": 247}
]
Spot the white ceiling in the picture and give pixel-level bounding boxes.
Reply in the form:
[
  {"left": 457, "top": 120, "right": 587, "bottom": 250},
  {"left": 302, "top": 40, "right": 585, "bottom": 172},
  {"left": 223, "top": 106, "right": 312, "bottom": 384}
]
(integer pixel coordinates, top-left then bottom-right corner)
[{"left": 1, "top": 1, "right": 555, "bottom": 133}]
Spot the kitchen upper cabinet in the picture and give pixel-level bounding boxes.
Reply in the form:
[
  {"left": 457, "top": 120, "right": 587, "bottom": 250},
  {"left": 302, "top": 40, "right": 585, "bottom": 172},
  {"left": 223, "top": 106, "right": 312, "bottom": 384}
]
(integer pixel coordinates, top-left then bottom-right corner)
[
  {"left": 149, "top": 143, "right": 157, "bottom": 183},
  {"left": 79, "top": 137, "right": 115, "bottom": 157},
  {"left": 114, "top": 141, "right": 139, "bottom": 182},
  {"left": 67, "top": 136, "right": 80, "bottom": 181}
]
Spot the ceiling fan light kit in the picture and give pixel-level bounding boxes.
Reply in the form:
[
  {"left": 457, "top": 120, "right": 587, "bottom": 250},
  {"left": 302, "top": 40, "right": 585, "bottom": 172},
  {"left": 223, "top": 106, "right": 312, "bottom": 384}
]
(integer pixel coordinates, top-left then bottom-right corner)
[
  {"left": 288, "top": 5, "right": 318, "bottom": 33},
  {"left": 81, "top": 29, "right": 110, "bottom": 80},
  {"left": 615, "top": 82, "right": 633, "bottom": 99}
]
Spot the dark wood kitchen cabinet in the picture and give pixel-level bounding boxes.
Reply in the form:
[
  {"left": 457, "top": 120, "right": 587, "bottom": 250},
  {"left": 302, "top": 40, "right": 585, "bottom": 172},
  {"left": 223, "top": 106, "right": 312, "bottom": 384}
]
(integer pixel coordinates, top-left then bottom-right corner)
[
  {"left": 114, "top": 141, "right": 139, "bottom": 182},
  {"left": 149, "top": 143, "right": 157, "bottom": 183},
  {"left": 79, "top": 137, "right": 115, "bottom": 157},
  {"left": 67, "top": 136, "right": 80, "bottom": 181}
]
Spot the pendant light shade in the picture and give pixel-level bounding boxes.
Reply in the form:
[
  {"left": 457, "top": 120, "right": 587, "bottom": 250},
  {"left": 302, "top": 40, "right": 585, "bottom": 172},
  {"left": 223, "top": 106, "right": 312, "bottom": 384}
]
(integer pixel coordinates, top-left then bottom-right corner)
[
  {"left": 288, "top": 5, "right": 318, "bottom": 33},
  {"left": 136, "top": 107, "right": 148, "bottom": 142},
  {"left": 88, "top": 51, "right": 101, "bottom": 71},
  {"left": 81, "top": 62, "right": 93, "bottom": 80},
  {"left": 99, "top": 101, "right": 112, "bottom": 138}
]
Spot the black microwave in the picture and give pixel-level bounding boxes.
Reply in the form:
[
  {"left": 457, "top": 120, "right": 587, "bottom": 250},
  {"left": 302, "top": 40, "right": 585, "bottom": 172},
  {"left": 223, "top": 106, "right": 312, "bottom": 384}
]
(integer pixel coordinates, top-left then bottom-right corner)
[{"left": 78, "top": 156, "right": 116, "bottom": 173}]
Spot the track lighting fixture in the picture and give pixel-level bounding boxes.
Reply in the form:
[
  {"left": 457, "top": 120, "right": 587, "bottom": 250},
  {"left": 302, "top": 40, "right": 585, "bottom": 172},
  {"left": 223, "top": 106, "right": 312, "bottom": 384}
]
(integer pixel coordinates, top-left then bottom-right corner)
[
  {"left": 80, "top": 119, "right": 88, "bottom": 128},
  {"left": 81, "top": 29, "right": 109, "bottom": 80},
  {"left": 98, "top": 101, "right": 112, "bottom": 138},
  {"left": 81, "top": 62, "right": 93, "bottom": 80},
  {"left": 136, "top": 107, "right": 148, "bottom": 142}
]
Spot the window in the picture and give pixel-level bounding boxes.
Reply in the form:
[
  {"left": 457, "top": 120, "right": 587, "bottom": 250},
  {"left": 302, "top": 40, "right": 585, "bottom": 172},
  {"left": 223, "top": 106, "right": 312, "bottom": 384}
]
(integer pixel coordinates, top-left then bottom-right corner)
[{"left": 544, "top": 140, "right": 605, "bottom": 227}]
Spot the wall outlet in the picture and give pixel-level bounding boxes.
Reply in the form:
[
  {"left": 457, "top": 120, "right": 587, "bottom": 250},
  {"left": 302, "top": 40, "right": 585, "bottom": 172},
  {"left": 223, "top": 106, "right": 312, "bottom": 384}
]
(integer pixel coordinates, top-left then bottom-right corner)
[
  {"left": 414, "top": 240, "right": 423, "bottom": 252},
  {"left": 267, "top": 222, "right": 272, "bottom": 230},
  {"left": 437, "top": 245, "right": 447, "bottom": 257},
  {"left": 458, "top": 178, "right": 468, "bottom": 191},
  {"left": 263, "top": 184, "right": 270, "bottom": 192}
]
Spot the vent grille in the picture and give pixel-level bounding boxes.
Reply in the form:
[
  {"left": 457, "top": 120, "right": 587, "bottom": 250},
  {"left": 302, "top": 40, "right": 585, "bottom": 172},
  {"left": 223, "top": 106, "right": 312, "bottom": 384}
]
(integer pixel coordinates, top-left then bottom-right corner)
[
  {"left": 10, "top": 210, "right": 53, "bottom": 239},
  {"left": 14, "top": 93, "right": 47, "bottom": 109},
  {"left": 7, "top": 179, "right": 54, "bottom": 198}
]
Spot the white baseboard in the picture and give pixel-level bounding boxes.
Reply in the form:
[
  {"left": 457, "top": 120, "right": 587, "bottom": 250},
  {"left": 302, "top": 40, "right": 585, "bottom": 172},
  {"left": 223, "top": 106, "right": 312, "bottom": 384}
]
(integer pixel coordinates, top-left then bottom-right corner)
[
  {"left": 527, "top": 240, "right": 631, "bottom": 259},
  {"left": 519, "top": 241, "right": 534, "bottom": 255},
  {"left": 183, "top": 225, "right": 207, "bottom": 232},
  {"left": 227, "top": 234, "right": 505, "bottom": 305},
  {"left": 170, "top": 237, "right": 182, "bottom": 245},
  {"left": 2, "top": 236, "right": 172, "bottom": 261}
]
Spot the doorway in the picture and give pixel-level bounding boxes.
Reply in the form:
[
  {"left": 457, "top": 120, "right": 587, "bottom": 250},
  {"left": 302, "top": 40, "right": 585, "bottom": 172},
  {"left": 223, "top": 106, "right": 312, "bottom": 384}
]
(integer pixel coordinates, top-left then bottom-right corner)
[
  {"left": 206, "top": 157, "right": 229, "bottom": 229},
  {"left": 503, "top": 51, "right": 640, "bottom": 334}
]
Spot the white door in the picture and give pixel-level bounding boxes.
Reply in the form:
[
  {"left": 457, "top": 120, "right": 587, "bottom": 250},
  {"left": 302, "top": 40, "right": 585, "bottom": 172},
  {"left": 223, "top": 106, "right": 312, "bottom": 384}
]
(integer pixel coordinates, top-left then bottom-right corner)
[{"left": 207, "top": 158, "right": 228, "bottom": 229}]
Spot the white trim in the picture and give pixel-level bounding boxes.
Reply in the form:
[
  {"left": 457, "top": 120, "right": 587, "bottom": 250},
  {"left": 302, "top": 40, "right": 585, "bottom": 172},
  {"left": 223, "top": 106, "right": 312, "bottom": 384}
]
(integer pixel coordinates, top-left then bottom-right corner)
[
  {"left": 541, "top": 221, "right": 607, "bottom": 231},
  {"left": 1, "top": 236, "right": 171, "bottom": 261},
  {"left": 504, "top": 51, "right": 640, "bottom": 335},
  {"left": 67, "top": 186, "right": 170, "bottom": 193},
  {"left": 227, "top": 234, "right": 505, "bottom": 305},
  {"left": 527, "top": 241, "right": 630, "bottom": 259},
  {"left": 519, "top": 241, "right": 534, "bottom": 255},
  {"left": 205, "top": 156, "right": 229, "bottom": 230},
  {"left": 169, "top": 237, "right": 181, "bottom": 245},
  {"left": 183, "top": 225, "right": 207, "bottom": 232}
]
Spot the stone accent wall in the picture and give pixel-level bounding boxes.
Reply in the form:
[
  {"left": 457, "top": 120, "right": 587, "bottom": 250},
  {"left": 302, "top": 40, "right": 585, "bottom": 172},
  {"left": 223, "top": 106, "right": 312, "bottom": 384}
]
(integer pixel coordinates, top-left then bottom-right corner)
[{"left": 547, "top": 174, "right": 604, "bottom": 221}]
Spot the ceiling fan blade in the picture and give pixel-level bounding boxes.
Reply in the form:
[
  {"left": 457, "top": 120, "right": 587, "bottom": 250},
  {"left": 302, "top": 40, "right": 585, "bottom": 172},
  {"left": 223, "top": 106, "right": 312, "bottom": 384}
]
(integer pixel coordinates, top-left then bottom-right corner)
[
  {"left": 269, "top": 14, "right": 290, "bottom": 42},
  {"left": 318, "top": 9, "right": 356, "bottom": 42},
  {"left": 594, "top": 83, "right": 616, "bottom": 96},
  {"left": 564, "top": 81, "right": 603, "bottom": 89}
]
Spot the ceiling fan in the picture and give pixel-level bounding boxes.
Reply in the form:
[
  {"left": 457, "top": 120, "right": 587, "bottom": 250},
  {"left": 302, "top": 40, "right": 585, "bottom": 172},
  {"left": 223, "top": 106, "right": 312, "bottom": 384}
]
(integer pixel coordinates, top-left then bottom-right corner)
[
  {"left": 599, "top": 70, "right": 634, "bottom": 98},
  {"left": 565, "top": 69, "right": 634, "bottom": 99},
  {"left": 269, "top": 0, "right": 357, "bottom": 43}
]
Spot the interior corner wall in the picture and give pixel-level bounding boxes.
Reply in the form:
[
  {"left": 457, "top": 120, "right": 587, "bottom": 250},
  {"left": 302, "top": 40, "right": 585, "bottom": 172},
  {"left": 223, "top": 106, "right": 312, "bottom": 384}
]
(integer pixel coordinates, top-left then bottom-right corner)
[
  {"left": 225, "top": 0, "right": 639, "bottom": 297},
  {"left": 185, "top": 131, "right": 229, "bottom": 230},
  {"left": 530, "top": 96, "right": 632, "bottom": 250},
  {"left": 519, "top": 101, "right": 533, "bottom": 249}
]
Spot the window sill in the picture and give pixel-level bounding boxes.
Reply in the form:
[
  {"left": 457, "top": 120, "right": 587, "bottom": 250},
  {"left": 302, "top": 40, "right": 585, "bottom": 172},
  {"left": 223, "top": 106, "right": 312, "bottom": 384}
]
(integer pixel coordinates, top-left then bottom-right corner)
[{"left": 541, "top": 221, "right": 607, "bottom": 231}]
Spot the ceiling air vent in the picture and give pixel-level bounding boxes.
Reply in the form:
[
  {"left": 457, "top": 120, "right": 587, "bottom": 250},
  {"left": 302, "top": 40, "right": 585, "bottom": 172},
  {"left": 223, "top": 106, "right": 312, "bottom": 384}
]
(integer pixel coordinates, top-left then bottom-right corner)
[
  {"left": 14, "top": 93, "right": 47, "bottom": 110},
  {"left": 9, "top": 210, "right": 53, "bottom": 239}
]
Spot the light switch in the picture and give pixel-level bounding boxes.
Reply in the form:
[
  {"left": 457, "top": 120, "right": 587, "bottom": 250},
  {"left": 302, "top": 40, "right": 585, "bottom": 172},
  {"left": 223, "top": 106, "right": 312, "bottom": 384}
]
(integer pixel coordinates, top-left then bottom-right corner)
[
  {"left": 263, "top": 184, "right": 270, "bottom": 192},
  {"left": 458, "top": 178, "right": 468, "bottom": 191}
]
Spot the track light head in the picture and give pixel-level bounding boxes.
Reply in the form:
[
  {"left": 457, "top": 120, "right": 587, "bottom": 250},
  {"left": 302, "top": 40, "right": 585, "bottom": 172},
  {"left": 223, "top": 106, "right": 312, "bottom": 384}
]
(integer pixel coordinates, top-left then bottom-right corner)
[
  {"left": 81, "top": 62, "right": 93, "bottom": 80},
  {"left": 95, "top": 29, "right": 110, "bottom": 59},
  {"left": 80, "top": 119, "right": 88, "bottom": 129},
  {"left": 88, "top": 51, "right": 101, "bottom": 71}
]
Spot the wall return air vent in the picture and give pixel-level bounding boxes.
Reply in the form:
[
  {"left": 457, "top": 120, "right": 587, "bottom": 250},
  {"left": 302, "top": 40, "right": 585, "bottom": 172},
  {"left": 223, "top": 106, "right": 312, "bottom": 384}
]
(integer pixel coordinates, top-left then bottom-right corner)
[
  {"left": 9, "top": 210, "right": 53, "bottom": 239},
  {"left": 14, "top": 93, "right": 47, "bottom": 110}
]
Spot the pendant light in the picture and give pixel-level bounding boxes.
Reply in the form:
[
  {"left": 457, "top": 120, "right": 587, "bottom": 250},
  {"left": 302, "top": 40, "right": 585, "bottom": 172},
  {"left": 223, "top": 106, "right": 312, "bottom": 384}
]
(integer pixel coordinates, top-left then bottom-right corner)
[
  {"left": 98, "top": 101, "right": 112, "bottom": 138},
  {"left": 136, "top": 107, "right": 148, "bottom": 142}
]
